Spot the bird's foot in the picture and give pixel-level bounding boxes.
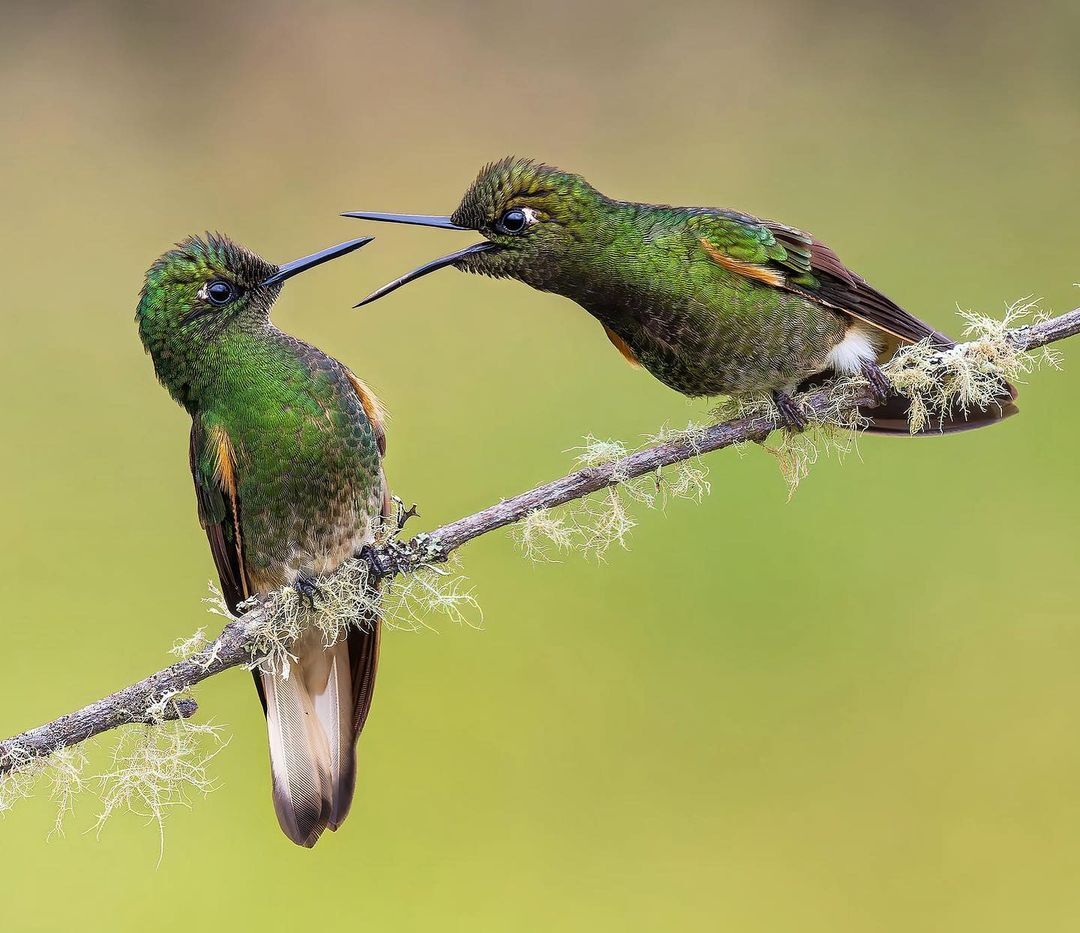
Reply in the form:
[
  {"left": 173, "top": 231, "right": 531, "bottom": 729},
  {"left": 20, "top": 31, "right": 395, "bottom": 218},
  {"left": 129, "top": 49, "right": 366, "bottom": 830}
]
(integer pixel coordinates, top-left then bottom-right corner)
[
  {"left": 294, "top": 573, "right": 323, "bottom": 611},
  {"left": 860, "top": 360, "right": 892, "bottom": 405},
  {"left": 772, "top": 391, "right": 808, "bottom": 432},
  {"left": 392, "top": 495, "right": 420, "bottom": 532},
  {"left": 361, "top": 541, "right": 409, "bottom": 580}
]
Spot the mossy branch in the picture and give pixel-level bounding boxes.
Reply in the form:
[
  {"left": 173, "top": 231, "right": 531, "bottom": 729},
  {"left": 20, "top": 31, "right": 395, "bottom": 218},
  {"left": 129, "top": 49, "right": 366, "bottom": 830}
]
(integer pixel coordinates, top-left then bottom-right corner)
[
  {"left": 2, "top": 303, "right": 1078, "bottom": 780},
  {"left": 393, "top": 303, "right": 1080, "bottom": 565}
]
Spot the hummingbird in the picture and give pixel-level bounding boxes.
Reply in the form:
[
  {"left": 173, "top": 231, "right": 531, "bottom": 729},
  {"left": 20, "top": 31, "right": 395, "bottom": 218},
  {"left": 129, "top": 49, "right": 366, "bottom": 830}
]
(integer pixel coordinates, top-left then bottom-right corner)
[
  {"left": 136, "top": 232, "right": 391, "bottom": 847},
  {"left": 345, "top": 157, "right": 1016, "bottom": 433}
]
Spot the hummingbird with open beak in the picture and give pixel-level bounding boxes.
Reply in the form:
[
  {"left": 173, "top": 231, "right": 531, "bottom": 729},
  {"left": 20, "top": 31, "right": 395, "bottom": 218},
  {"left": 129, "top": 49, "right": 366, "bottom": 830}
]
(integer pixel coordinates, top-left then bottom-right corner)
[
  {"left": 346, "top": 158, "right": 1016, "bottom": 433},
  {"left": 137, "top": 233, "right": 390, "bottom": 846}
]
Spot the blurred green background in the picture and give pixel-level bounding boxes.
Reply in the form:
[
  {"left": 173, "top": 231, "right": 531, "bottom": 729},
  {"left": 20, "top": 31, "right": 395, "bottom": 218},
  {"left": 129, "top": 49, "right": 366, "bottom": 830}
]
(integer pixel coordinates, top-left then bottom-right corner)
[{"left": 2, "top": 1, "right": 1079, "bottom": 930}]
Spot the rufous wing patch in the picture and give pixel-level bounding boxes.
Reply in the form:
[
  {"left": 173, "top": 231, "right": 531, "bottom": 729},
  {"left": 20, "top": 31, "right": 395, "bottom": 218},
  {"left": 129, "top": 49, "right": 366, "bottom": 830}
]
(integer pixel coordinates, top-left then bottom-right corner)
[
  {"left": 699, "top": 237, "right": 786, "bottom": 287},
  {"left": 208, "top": 423, "right": 248, "bottom": 600},
  {"left": 208, "top": 424, "right": 237, "bottom": 500},
  {"left": 345, "top": 370, "right": 387, "bottom": 455},
  {"left": 603, "top": 325, "right": 642, "bottom": 368}
]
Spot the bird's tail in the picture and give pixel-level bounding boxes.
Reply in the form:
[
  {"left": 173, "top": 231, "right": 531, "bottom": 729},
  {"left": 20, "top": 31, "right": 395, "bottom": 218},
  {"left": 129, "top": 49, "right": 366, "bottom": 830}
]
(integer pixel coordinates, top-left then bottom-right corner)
[
  {"left": 259, "top": 617, "right": 380, "bottom": 847},
  {"left": 860, "top": 381, "right": 1019, "bottom": 435}
]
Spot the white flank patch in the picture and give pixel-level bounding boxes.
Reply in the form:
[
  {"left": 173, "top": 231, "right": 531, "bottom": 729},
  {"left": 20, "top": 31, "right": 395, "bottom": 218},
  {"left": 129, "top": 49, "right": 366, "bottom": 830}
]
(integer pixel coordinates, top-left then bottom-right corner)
[{"left": 826, "top": 324, "right": 879, "bottom": 374}]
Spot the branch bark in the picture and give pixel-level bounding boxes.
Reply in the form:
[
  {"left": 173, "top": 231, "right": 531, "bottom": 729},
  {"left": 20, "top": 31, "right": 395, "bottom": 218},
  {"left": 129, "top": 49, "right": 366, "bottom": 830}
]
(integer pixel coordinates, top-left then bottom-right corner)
[{"left": 3, "top": 306, "right": 1078, "bottom": 776}]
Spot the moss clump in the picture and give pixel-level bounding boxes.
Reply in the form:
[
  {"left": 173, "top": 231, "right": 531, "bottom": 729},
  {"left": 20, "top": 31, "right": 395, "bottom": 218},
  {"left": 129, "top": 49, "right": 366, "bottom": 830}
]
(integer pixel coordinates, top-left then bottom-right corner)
[
  {"left": 513, "top": 425, "right": 714, "bottom": 562},
  {"left": 94, "top": 714, "right": 226, "bottom": 864},
  {"left": 886, "top": 298, "right": 1055, "bottom": 433},
  {"left": 512, "top": 511, "right": 576, "bottom": 562},
  {"left": 0, "top": 743, "right": 90, "bottom": 839},
  {"left": 709, "top": 383, "right": 866, "bottom": 498},
  {"left": 382, "top": 560, "right": 484, "bottom": 633}
]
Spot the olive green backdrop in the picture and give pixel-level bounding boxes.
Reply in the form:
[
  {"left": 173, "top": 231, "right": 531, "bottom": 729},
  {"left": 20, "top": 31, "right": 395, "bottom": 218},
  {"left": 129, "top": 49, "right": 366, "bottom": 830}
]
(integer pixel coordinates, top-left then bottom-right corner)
[{"left": 2, "top": 2, "right": 1079, "bottom": 930}]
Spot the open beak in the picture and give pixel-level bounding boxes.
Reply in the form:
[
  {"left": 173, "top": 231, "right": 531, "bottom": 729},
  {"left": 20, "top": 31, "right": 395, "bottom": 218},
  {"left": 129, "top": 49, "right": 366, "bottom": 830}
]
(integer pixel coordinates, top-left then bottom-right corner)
[
  {"left": 343, "top": 211, "right": 496, "bottom": 308},
  {"left": 261, "top": 236, "right": 374, "bottom": 288},
  {"left": 352, "top": 241, "right": 498, "bottom": 307}
]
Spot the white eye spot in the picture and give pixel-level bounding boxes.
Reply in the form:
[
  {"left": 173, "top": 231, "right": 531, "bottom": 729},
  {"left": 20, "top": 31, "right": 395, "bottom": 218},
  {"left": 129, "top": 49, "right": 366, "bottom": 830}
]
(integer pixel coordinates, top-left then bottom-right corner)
[
  {"left": 196, "top": 284, "right": 209, "bottom": 301},
  {"left": 497, "top": 206, "right": 540, "bottom": 235}
]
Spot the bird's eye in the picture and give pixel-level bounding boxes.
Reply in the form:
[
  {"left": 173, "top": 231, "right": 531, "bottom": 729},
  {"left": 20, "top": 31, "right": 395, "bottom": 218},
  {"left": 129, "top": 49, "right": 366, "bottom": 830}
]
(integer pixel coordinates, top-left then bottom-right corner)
[
  {"left": 497, "top": 207, "right": 532, "bottom": 235},
  {"left": 206, "top": 280, "right": 235, "bottom": 305}
]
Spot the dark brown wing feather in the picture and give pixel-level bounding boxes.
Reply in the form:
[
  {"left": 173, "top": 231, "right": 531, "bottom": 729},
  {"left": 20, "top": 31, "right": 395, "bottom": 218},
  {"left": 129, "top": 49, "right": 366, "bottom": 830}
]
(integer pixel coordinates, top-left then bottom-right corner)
[
  {"left": 348, "top": 622, "right": 380, "bottom": 735},
  {"left": 328, "top": 390, "right": 390, "bottom": 832},
  {"left": 189, "top": 419, "right": 270, "bottom": 714},
  {"left": 346, "top": 481, "right": 386, "bottom": 739},
  {"left": 763, "top": 222, "right": 954, "bottom": 348},
  {"left": 760, "top": 223, "right": 954, "bottom": 349},
  {"left": 189, "top": 419, "right": 248, "bottom": 612},
  {"left": 764, "top": 222, "right": 1019, "bottom": 432},
  {"left": 345, "top": 372, "right": 391, "bottom": 738}
]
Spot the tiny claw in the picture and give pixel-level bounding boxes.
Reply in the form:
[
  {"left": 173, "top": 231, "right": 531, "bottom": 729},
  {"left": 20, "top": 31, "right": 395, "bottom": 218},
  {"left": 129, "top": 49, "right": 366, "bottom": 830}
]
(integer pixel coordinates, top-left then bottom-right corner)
[
  {"left": 361, "top": 543, "right": 405, "bottom": 579},
  {"left": 772, "top": 391, "right": 808, "bottom": 432},
  {"left": 860, "top": 360, "right": 892, "bottom": 404},
  {"left": 294, "top": 574, "right": 323, "bottom": 611}
]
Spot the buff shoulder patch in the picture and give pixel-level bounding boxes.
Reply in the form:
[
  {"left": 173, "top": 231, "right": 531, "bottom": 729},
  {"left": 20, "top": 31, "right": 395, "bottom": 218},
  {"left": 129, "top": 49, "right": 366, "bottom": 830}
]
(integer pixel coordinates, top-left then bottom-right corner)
[
  {"left": 208, "top": 423, "right": 238, "bottom": 496},
  {"left": 603, "top": 325, "right": 642, "bottom": 368},
  {"left": 207, "top": 422, "right": 249, "bottom": 599},
  {"left": 345, "top": 370, "right": 387, "bottom": 455},
  {"left": 699, "top": 237, "right": 785, "bottom": 287}
]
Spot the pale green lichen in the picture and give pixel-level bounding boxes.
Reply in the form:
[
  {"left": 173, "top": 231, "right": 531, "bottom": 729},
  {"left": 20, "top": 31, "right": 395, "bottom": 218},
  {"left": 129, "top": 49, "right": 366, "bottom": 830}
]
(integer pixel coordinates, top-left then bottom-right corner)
[
  {"left": 763, "top": 420, "right": 862, "bottom": 499},
  {"left": 645, "top": 422, "right": 713, "bottom": 506},
  {"left": 382, "top": 560, "right": 484, "bottom": 633},
  {"left": 0, "top": 743, "right": 89, "bottom": 839},
  {"left": 245, "top": 558, "right": 379, "bottom": 679},
  {"left": 513, "top": 424, "right": 715, "bottom": 562},
  {"left": 3, "top": 547, "right": 483, "bottom": 854},
  {"left": 572, "top": 435, "right": 631, "bottom": 472},
  {"left": 169, "top": 627, "right": 210, "bottom": 660},
  {"left": 512, "top": 510, "right": 576, "bottom": 562},
  {"left": 94, "top": 717, "right": 227, "bottom": 864},
  {"left": 885, "top": 298, "right": 1054, "bottom": 433},
  {"left": 708, "top": 383, "right": 866, "bottom": 498},
  {"left": 234, "top": 554, "right": 482, "bottom": 654},
  {"left": 45, "top": 746, "right": 89, "bottom": 839},
  {"left": 575, "top": 486, "right": 639, "bottom": 559},
  {"left": 0, "top": 745, "right": 37, "bottom": 816}
]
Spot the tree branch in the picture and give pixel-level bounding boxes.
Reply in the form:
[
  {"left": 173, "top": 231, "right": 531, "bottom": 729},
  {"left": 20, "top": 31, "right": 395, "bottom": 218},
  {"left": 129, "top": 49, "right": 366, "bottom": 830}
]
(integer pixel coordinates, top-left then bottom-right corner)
[{"left": 3, "top": 305, "right": 1078, "bottom": 777}]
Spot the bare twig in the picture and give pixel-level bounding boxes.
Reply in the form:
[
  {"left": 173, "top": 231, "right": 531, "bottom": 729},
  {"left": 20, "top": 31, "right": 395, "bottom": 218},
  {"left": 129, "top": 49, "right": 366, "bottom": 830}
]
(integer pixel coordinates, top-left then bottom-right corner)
[{"left": 2, "top": 305, "right": 1078, "bottom": 777}]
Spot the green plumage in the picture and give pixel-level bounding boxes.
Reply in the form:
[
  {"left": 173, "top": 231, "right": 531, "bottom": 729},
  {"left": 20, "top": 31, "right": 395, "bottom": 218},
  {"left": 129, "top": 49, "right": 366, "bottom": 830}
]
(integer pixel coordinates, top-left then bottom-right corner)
[
  {"left": 137, "top": 233, "right": 386, "bottom": 846},
  {"left": 351, "top": 157, "right": 1015, "bottom": 433},
  {"left": 448, "top": 160, "right": 889, "bottom": 396}
]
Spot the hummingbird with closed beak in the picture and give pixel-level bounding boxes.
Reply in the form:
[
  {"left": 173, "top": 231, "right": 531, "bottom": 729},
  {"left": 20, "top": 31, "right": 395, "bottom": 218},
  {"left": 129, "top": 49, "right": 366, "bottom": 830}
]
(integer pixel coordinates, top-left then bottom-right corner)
[
  {"left": 137, "top": 233, "right": 390, "bottom": 846},
  {"left": 346, "top": 157, "right": 1016, "bottom": 433}
]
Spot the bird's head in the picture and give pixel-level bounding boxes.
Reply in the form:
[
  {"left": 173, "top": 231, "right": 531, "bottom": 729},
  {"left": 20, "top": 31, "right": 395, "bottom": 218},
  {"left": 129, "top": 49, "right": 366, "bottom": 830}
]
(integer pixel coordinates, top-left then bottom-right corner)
[
  {"left": 136, "top": 233, "right": 371, "bottom": 407},
  {"left": 346, "top": 157, "right": 606, "bottom": 305}
]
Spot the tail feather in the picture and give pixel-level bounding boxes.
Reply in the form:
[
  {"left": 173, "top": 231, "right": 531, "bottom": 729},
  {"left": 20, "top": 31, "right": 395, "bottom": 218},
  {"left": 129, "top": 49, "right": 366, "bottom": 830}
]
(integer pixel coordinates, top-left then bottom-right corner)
[
  {"left": 261, "top": 663, "right": 334, "bottom": 848},
  {"left": 329, "top": 618, "right": 380, "bottom": 831},
  {"left": 860, "top": 382, "right": 1019, "bottom": 435},
  {"left": 307, "top": 638, "right": 357, "bottom": 832},
  {"left": 260, "top": 617, "right": 382, "bottom": 846},
  {"left": 796, "top": 355, "right": 1019, "bottom": 436}
]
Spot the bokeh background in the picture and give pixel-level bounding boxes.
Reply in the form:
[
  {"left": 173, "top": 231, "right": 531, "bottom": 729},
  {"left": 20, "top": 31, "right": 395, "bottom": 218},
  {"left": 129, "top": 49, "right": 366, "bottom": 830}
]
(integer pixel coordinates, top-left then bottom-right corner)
[{"left": 2, "top": 2, "right": 1079, "bottom": 930}]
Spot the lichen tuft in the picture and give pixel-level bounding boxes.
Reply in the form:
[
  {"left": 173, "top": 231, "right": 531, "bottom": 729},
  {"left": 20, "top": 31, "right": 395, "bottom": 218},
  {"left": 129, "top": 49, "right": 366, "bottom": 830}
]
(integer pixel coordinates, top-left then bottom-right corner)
[{"left": 94, "top": 717, "right": 227, "bottom": 864}]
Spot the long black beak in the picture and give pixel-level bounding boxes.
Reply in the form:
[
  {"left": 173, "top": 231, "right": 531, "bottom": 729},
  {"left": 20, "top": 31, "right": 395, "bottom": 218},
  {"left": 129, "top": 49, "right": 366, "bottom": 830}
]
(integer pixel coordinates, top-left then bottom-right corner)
[
  {"left": 342, "top": 211, "right": 467, "bottom": 231},
  {"left": 354, "top": 241, "right": 498, "bottom": 308},
  {"left": 261, "top": 236, "right": 374, "bottom": 287}
]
